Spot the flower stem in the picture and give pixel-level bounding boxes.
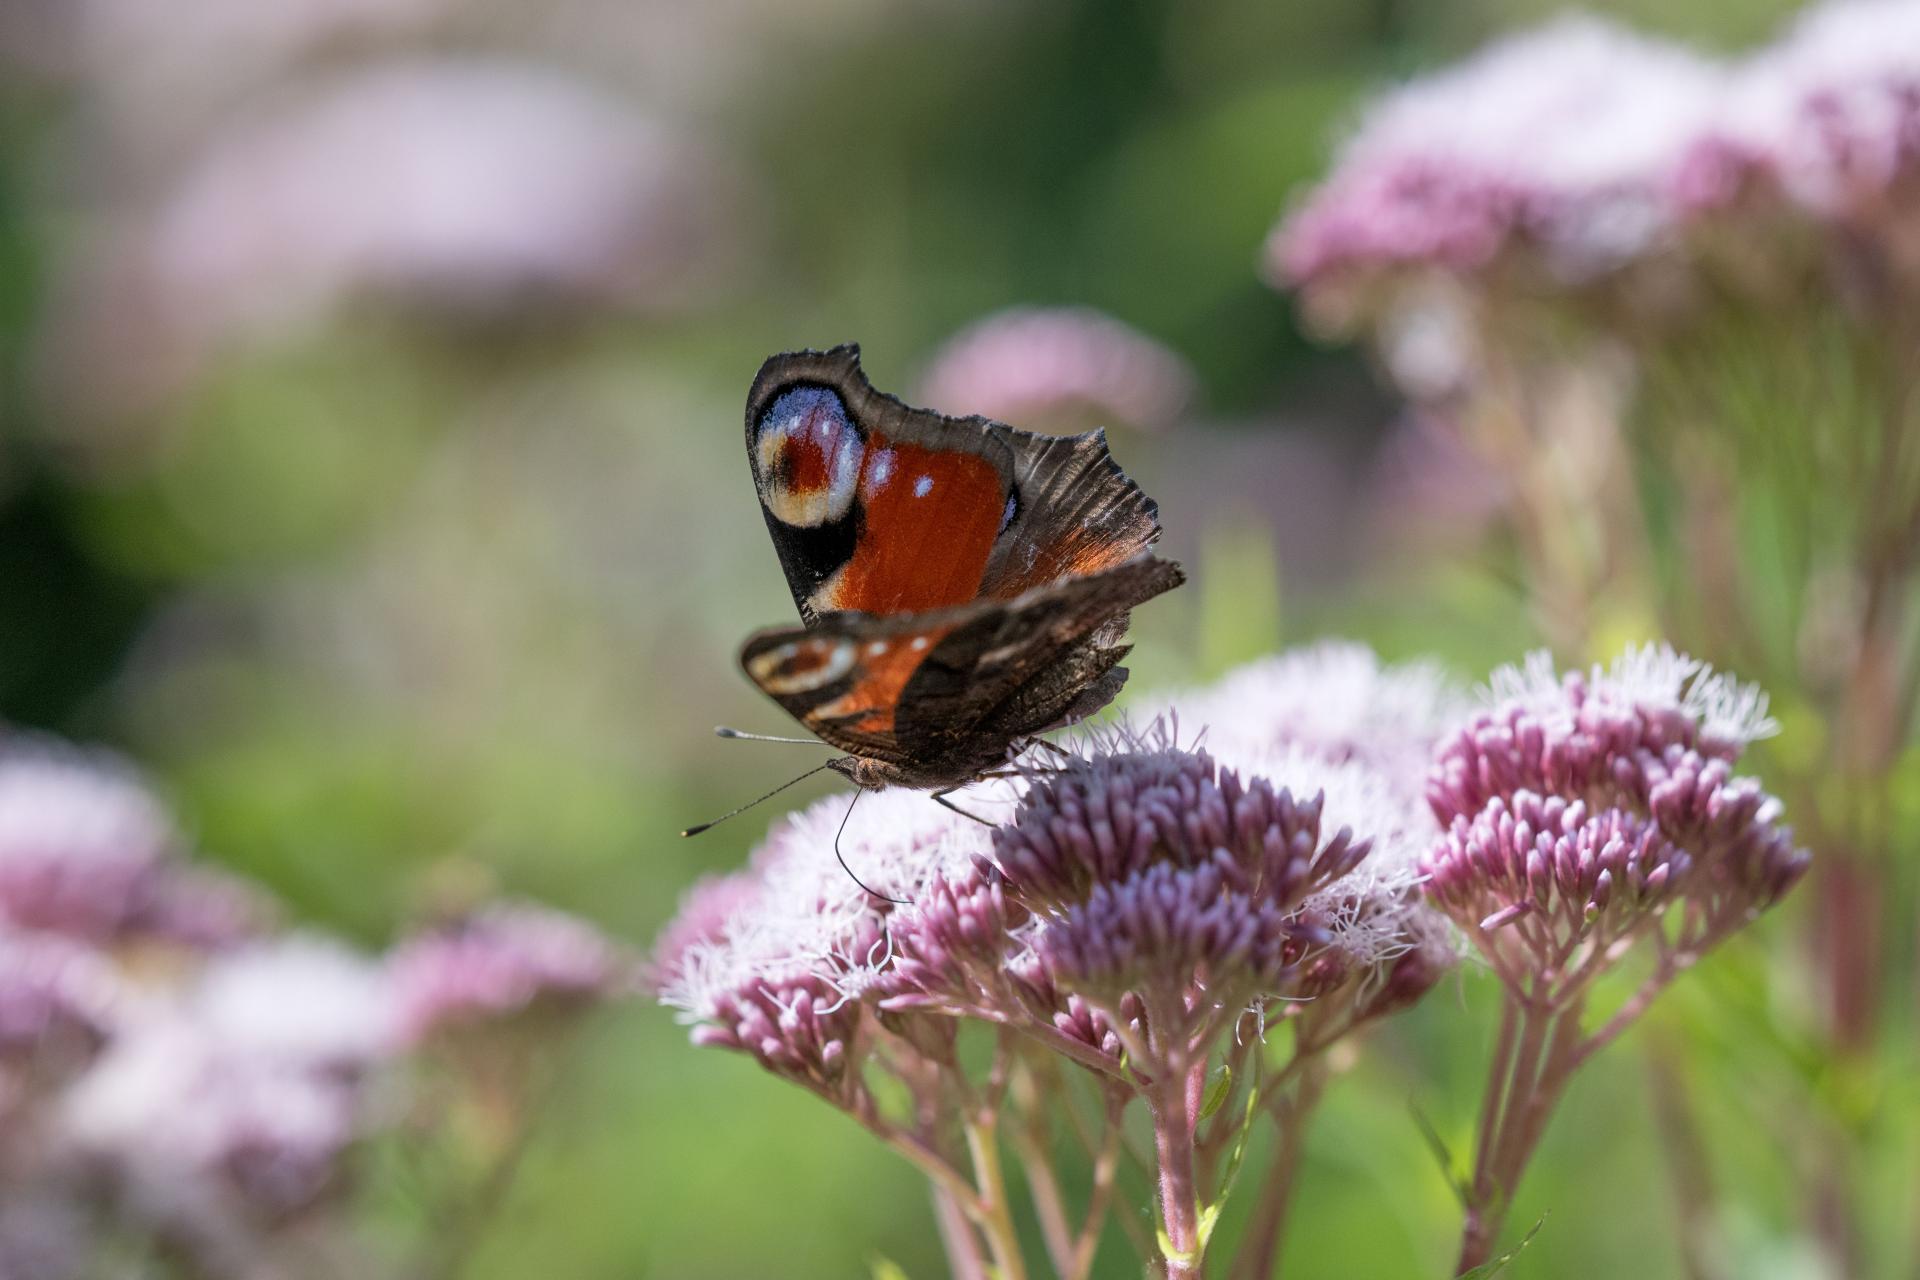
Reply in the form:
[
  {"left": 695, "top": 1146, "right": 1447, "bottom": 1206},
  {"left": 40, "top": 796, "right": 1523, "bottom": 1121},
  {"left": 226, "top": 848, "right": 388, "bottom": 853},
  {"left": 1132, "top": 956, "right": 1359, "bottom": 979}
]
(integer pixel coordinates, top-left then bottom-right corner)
[
  {"left": 1150, "top": 1060, "right": 1205, "bottom": 1279},
  {"left": 931, "top": 1184, "right": 989, "bottom": 1280},
  {"left": 1230, "top": 1058, "right": 1326, "bottom": 1280},
  {"left": 1066, "top": 1098, "right": 1125, "bottom": 1280},
  {"left": 965, "top": 1118, "right": 1029, "bottom": 1280},
  {"left": 1008, "top": 1114, "right": 1074, "bottom": 1275}
]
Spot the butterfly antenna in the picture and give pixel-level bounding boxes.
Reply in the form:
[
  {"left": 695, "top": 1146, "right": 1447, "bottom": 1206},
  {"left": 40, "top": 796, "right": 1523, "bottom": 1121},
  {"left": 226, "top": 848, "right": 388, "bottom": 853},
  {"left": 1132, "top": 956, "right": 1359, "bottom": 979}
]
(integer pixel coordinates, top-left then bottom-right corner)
[
  {"left": 834, "top": 789, "right": 910, "bottom": 905},
  {"left": 714, "top": 726, "right": 830, "bottom": 746},
  {"left": 681, "top": 761, "right": 840, "bottom": 837}
]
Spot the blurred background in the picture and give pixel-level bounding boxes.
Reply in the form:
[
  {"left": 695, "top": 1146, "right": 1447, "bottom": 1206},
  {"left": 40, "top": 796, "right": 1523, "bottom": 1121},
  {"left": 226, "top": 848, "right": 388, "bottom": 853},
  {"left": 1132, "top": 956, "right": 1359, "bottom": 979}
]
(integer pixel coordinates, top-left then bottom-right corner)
[{"left": 0, "top": 0, "right": 1845, "bottom": 1275}]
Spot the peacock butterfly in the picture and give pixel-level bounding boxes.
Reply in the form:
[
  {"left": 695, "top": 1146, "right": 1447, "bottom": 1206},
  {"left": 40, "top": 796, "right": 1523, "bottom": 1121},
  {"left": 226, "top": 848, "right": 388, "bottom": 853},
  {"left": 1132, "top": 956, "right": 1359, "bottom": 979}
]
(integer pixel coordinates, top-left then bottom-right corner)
[{"left": 735, "top": 344, "right": 1185, "bottom": 798}]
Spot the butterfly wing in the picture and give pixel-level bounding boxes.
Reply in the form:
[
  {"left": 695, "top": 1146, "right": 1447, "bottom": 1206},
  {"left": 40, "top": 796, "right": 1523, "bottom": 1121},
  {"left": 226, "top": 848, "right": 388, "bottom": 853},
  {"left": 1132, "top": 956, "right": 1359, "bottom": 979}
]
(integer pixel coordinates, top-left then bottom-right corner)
[
  {"left": 745, "top": 346, "right": 1165, "bottom": 623},
  {"left": 739, "top": 614, "right": 960, "bottom": 766},
  {"left": 892, "top": 555, "right": 1185, "bottom": 756},
  {"left": 745, "top": 346, "right": 1017, "bottom": 623},
  {"left": 976, "top": 428, "right": 1161, "bottom": 598},
  {"left": 739, "top": 555, "right": 1184, "bottom": 784}
]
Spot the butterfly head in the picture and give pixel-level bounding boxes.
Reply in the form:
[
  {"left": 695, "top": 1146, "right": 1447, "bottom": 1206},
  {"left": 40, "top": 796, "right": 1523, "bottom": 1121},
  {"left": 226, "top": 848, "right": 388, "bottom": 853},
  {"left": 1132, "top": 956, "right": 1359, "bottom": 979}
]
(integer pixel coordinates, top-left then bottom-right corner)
[{"left": 827, "top": 756, "right": 904, "bottom": 790}]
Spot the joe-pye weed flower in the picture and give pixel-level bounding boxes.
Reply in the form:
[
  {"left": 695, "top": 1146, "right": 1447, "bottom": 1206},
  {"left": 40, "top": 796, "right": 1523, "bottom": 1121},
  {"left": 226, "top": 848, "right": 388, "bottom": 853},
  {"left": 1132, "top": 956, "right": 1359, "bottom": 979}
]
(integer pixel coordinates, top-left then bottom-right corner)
[{"left": 659, "top": 649, "right": 1460, "bottom": 1280}]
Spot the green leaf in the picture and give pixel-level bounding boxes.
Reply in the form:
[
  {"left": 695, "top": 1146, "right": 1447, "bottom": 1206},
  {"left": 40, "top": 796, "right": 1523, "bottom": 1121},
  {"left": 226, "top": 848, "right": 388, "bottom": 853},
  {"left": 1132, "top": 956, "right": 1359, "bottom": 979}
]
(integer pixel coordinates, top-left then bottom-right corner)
[
  {"left": 1408, "top": 1099, "right": 1472, "bottom": 1207},
  {"left": 1198, "top": 1061, "right": 1234, "bottom": 1121},
  {"left": 1155, "top": 1224, "right": 1200, "bottom": 1269},
  {"left": 870, "top": 1257, "right": 911, "bottom": 1280},
  {"left": 1196, "top": 1065, "right": 1264, "bottom": 1253},
  {"left": 1455, "top": 1214, "right": 1547, "bottom": 1279}
]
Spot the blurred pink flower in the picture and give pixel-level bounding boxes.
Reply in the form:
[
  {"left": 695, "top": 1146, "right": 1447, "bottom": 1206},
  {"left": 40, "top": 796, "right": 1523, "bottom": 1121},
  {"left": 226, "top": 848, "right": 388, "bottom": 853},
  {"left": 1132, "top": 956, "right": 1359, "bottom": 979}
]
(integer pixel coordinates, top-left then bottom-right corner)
[
  {"left": 148, "top": 60, "right": 742, "bottom": 330},
  {"left": 390, "top": 901, "right": 636, "bottom": 1042},
  {"left": 0, "top": 932, "right": 119, "bottom": 1063},
  {"left": 1678, "top": 0, "right": 1920, "bottom": 216},
  {"left": 62, "top": 1023, "right": 366, "bottom": 1224},
  {"left": 194, "top": 935, "right": 398, "bottom": 1068},
  {"left": 917, "top": 307, "right": 1195, "bottom": 432},
  {"left": 78, "top": 0, "right": 452, "bottom": 114},
  {"left": 134, "top": 866, "right": 273, "bottom": 952},
  {"left": 41, "top": 58, "right": 750, "bottom": 419},
  {"left": 1273, "top": 17, "right": 1724, "bottom": 288},
  {"left": 0, "top": 739, "right": 270, "bottom": 951},
  {"left": 0, "top": 741, "right": 177, "bottom": 940},
  {"left": 60, "top": 936, "right": 396, "bottom": 1231}
]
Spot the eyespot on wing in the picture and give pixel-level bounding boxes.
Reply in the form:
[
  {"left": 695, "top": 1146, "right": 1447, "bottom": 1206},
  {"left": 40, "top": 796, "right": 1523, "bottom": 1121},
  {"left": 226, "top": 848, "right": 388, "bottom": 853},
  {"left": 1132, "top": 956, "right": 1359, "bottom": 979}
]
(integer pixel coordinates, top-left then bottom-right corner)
[{"left": 754, "top": 386, "right": 864, "bottom": 528}]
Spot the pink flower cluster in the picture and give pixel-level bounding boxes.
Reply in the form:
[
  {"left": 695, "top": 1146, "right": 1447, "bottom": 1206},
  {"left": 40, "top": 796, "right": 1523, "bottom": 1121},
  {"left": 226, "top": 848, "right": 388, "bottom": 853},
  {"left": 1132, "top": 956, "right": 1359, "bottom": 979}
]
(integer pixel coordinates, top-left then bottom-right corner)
[
  {"left": 391, "top": 902, "right": 640, "bottom": 1044},
  {"left": 1272, "top": 2, "right": 1920, "bottom": 292},
  {"left": 659, "top": 649, "right": 1460, "bottom": 1093},
  {"left": 654, "top": 642, "right": 1812, "bottom": 1277},
  {"left": 0, "top": 731, "right": 635, "bottom": 1277},
  {"left": 917, "top": 307, "right": 1195, "bottom": 434},
  {"left": 1421, "top": 645, "right": 1808, "bottom": 980}
]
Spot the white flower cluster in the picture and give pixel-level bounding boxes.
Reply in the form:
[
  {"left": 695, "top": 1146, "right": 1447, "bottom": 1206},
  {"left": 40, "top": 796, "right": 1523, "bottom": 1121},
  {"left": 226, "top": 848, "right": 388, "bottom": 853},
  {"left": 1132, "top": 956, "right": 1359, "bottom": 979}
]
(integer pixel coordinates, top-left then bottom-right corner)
[
  {"left": 658, "top": 787, "right": 994, "bottom": 1021},
  {"left": 1486, "top": 642, "right": 1779, "bottom": 747}
]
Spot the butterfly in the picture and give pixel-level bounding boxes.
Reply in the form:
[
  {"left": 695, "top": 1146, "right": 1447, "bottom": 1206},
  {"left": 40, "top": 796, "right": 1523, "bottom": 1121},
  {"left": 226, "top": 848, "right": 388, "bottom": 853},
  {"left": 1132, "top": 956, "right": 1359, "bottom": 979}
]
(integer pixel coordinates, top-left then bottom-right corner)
[{"left": 735, "top": 344, "right": 1184, "bottom": 802}]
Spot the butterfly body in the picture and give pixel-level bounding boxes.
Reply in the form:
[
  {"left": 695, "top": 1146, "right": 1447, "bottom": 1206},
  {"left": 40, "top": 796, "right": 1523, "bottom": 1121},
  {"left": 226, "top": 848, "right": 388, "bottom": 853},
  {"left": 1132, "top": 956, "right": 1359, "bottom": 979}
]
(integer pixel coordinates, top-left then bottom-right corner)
[{"left": 739, "top": 345, "right": 1184, "bottom": 791}]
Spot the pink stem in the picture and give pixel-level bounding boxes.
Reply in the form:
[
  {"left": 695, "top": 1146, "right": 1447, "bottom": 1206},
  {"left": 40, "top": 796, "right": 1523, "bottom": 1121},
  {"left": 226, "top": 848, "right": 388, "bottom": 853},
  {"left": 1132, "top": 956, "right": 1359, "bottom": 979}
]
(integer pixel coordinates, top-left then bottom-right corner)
[{"left": 1152, "top": 1061, "right": 1204, "bottom": 1279}]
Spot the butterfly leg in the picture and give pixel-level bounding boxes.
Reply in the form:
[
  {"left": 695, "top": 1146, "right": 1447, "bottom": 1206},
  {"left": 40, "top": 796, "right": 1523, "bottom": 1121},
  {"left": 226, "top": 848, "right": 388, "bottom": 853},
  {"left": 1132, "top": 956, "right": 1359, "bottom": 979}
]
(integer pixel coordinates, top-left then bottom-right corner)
[
  {"left": 931, "top": 787, "right": 999, "bottom": 828},
  {"left": 1028, "top": 736, "right": 1075, "bottom": 763},
  {"left": 835, "top": 790, "right": 911, "bottom": 904}
]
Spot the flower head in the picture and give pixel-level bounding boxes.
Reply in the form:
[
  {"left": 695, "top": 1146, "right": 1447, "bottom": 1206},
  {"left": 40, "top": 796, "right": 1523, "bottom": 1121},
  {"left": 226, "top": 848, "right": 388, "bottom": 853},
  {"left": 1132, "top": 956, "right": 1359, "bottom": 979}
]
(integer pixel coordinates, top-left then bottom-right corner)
[
  {"left": 992, "top": 743, "right": 1369, "bottom": 917},
  {"left": 1138, "top": 642, "right": 1469, "bottom": 782},
  {"left": 0, "top": 932, "right": 120, "bottom": 1066},
  {"left": 657, "top": 789, "right": 989, "bottom": 1086},
  {"left": 646, "top": 871, "right": 762, "bottom": 995},
  {"left": 1685, "top": 0, "right": 1920, "bottom": 216},
  {"left": 1424, "top": 793, "right": 1685, "bottom": 951},
  {"left": 1273, "top": 17, "right": 1724, "bottom": 290},
  {"left": 1424, "top": 645, "right": 1807, "bottom": 987},
  {"left": 1032, "top": 860, "right": 1315, "bottom": 1003},
  {"left": 391, "top": 901, "right": 637, "bottom": 1043},
  {"left": 0, "top": 741, "right": 178, "bottom": 940},
  {"left": 61, "top": 1022, "right": 364, "bottom": 1223},
  {"left": 59, "top": 936, "right": 394, "bottom": 1231},
  {"left": 194, "top": 935, "right": 397, "bottom": 1070},
  {"left": 1431, "top": 643, "right": 1778, "bottom": 825},
  {"left": 917, "top": 307, "right": 1194, "bottom": 433}
]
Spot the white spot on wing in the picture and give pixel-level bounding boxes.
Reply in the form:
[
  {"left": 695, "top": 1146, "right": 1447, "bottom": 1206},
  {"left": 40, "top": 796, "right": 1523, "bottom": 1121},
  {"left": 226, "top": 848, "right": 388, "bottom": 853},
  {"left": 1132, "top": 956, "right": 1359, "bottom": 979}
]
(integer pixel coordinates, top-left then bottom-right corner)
[
  {"left": 863, "top": 448, "right": 897, "bottom": 499},
  {"left": 913, "top": 475, "right": 933, "bottom": 498}
]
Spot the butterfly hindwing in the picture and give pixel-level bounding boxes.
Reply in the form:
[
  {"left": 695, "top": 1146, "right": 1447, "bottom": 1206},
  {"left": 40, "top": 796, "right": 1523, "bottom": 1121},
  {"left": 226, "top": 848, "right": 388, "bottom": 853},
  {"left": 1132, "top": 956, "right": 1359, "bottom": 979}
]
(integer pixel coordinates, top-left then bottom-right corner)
[
  {"left": 892, "top": 555, "right": 1185, "bottom": 756},
  {"left": 738, "top": 556, "right": 1184, "bottom": 786}
]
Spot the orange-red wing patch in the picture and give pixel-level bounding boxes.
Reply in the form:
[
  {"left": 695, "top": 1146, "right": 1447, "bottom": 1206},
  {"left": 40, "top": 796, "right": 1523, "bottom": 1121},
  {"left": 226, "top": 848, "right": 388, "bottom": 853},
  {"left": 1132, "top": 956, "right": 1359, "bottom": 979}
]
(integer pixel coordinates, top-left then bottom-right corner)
[
  {"left": 809, "top": 624, "right": 958, "bottom": 734},
  {"left": 812, "top": 436, "right": 1007, "bottom": 615},
  {"left": 983, "top": 533, "right": 1143, "bottom": 599}
]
